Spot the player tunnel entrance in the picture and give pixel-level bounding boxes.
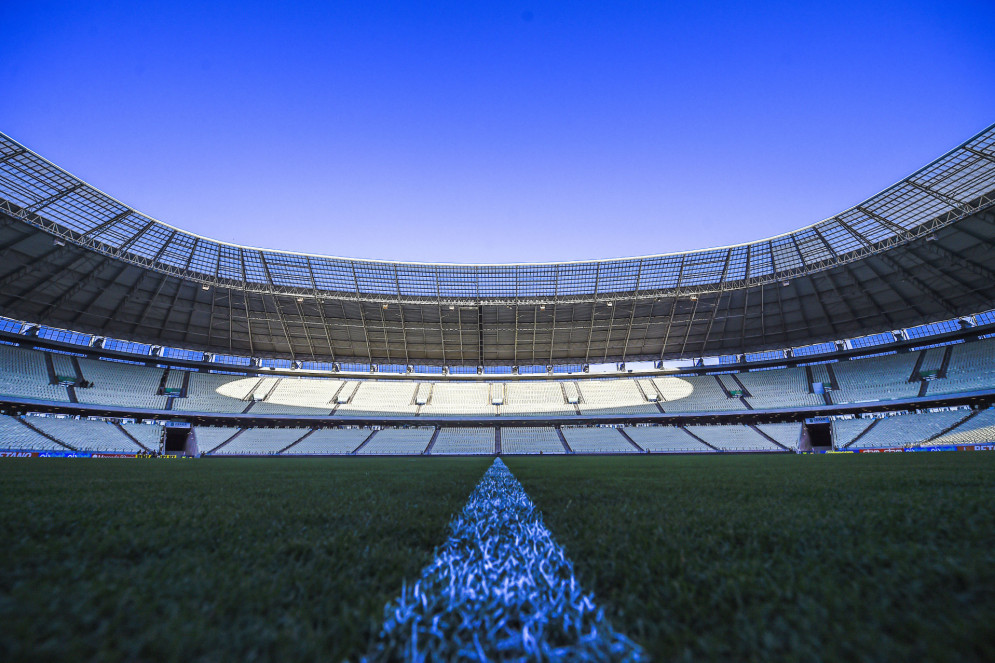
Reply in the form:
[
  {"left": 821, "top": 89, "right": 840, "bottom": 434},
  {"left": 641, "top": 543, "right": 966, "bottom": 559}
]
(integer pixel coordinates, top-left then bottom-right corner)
[
  {"left": 163, "top": 423, "right": 192, "bottom": 455},
  {"left": 802, "top": 417, "right": 832, "bottom": 451}
]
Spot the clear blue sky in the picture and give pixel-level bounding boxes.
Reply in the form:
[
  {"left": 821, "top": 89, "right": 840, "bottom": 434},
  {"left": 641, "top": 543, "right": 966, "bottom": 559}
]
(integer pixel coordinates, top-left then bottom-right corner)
[{"left": 2, "top": 1, "right": 993, "bottom": 263}]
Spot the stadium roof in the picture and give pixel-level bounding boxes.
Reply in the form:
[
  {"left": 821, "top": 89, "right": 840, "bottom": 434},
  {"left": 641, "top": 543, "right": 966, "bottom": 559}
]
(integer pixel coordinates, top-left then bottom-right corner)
[{"left": 1, "top": 125, "right": 994, "bottom": 365}]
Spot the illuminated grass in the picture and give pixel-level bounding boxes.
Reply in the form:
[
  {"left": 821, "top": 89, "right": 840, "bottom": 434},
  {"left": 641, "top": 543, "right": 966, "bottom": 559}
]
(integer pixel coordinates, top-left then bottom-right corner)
[
  {"left": 365, "top": 458, "right": 643, "bottom": 661},
  {"left": 0, "top": 457, "right": 490, "bottom": 661},
  {"left": 2, "top": 453, "right": 993, "bottom": 662},
  {"left": 506, "top": 453, "right": 995, "bottom": 662}
]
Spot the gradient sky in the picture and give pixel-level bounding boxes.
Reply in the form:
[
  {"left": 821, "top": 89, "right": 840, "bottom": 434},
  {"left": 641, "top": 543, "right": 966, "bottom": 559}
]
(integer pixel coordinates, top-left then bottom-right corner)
[{"left": 3, "top": 1, "right": 994, "bottom": 264}]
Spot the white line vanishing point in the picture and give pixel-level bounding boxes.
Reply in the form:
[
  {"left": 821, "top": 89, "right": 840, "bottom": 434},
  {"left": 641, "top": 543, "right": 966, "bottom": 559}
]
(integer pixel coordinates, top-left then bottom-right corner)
[{"left": 363, "top": 458, "right": 644, "bottom": 661}]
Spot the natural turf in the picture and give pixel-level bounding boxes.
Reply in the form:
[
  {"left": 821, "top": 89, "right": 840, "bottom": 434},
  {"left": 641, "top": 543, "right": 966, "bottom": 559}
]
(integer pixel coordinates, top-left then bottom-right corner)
[
  {"left": 2, "top": 453, "right": 993, "bottom": 662},
  {"left": 0, "top": 457, "right": 490, "bottom": 662},
  {"left": 506, "top": 453, "right": 995, "bottom": 662}
]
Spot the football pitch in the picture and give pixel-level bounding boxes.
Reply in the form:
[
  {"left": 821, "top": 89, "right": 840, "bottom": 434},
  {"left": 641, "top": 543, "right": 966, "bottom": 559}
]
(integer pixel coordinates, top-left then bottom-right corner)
[{"left": 1, "top": 453, "right": 993, "bottom": 661}]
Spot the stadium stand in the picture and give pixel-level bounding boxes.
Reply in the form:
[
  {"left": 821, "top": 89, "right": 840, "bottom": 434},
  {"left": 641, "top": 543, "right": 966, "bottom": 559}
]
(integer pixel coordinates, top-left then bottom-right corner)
[
  {"left": 337, "top": 380, "right": 418, "bottom": 417},
  {"left": 829, "top": 353, "right": 920, "bottom": 404},
  {"left": 560, "top": 426, "right": 637, "bottom": 453},
  {"left": 120, "top": 422, "right": 164, "bottom": 451},
  {"left": 918, "top": 347, "right": 946, "bottom": 375},
  {"left": 576, "top": 380, "right": 660, "bottom": 416},
  {"left": 502, "top": 382, "right": 575, "bottom": 417},
  {"left": 430, "top": 427, "right": 495, "bottom": 455},
  {"left": 0, "top": 345, "right": 70, "bottom": 401},
  {"left": 165, "top": 368, "right": 187, "bottom": 392},
  {"left": 847, "top": 410, "right": 971, "bottom": 449},
  {"left": 655, "top": 376, "right": 746, "bottom": 412},
  {"left": 75, "top": 358, "right": 167, "bottom": 409},
  {"left": 214, "top": 427, "right": 310, "bottom": 455},
  {"left": 498, "top": 427, "right": 565, "bottom": 454},
  {"left": 686, "top": 425, "right": 784, "bottom": 452},
  {"left": 0, "top": 414, "right": 67, "bottom": 450},
  {"left": 191, "top": 426, "right": 242, "bottom": 455},
  {"left": 420, "top": 383, "right": 496, "bottom": 417},
  {"left": 927, "top": 337, "right": 995, "bottom": 395},
  {"left": 357, "top": 427, "right": 434, "bottom": 454},
  {"left": 0, "top": 341, "right": 993, "bottom": 419},
  {"left": 335, "top": 381, "right": 360, "bottom": 404},
  {"left": 282, "top": 428, "right": 371, "bottom": 455},
  {"left": 175, "top": 374, "right": 258, "bottom": 413},
  {"left": 49, "top": 353, "right": 77, "bottom": 383},
  {"left": 622, "top": 425, "right": 715, "bottom": 453},
  {"left": 831, "top": 418, "right": 875, "bottom": 449},
  {"left": 249, "top": 377, "right": 341, "bottom": 415},
  {"left": 754, "top": 423, "right": 802, "bottom": 450},
  {"left": 738, "top": 368, "right": 823, "bottom": 409},
  {"left": 26, "top": 416, "right": 145, "bottom": 453},
  {"left": 929, "top": 408, "right": 995, "bottom": 445}
]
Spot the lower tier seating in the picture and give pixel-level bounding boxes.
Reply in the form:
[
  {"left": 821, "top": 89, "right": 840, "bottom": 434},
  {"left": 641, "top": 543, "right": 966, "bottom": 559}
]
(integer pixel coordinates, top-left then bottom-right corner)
[
  {"left": 499, "top": 427, "right": 565, "bottom": 454},
  {"left": 431, "top": 427, "right": 495, "bottom": 454},
  {"left": 561, "top": 426, "right": 637, "bottom": 453},
  {"left": 0, "top": 414, "right": 66, "bottom": 450},
  {"left": 686, "top": 425, "right": 783, "bottom": 452},
  {"left": 623, "top": 425, "right": 714, "bottom": 453},
  {"left": 358, "top": 427, "right": 434, "bottom": 455},
  {"left": 26, "top": 416, "right": 145, "bottom": 453}
]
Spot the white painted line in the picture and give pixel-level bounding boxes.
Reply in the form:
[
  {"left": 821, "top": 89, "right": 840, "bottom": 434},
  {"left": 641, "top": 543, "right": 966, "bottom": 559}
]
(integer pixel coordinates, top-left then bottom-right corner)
[{"left": 363, "top": 458, "right": 644, "bottom": 660}]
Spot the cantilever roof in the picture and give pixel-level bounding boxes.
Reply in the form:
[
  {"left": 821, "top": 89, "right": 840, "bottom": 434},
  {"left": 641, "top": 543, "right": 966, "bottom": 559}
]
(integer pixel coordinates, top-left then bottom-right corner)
[
  {"left": 1, "top": 125, "right": 994, "bottom": 365},
  {"left": 1, "top": 125, "right": 994, "bottom": 304}
]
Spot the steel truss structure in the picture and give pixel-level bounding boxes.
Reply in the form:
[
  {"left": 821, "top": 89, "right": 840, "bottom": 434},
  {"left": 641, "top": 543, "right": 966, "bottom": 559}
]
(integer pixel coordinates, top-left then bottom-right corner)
[{"left": 0, "top": 126, "right": 994, "bottom": 365}]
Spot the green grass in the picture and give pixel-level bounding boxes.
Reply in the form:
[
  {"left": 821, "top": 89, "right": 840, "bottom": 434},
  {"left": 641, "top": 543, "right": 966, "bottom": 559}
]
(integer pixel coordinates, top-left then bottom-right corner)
[
  {"left": 0, "top": 457, "right": 491, "bottom": 662},
  {"left": 2, "top": 453, "right": 993, "bottom": 662},
  {"left": 506, "top": 453, "right": 995, "bottom": 662}
]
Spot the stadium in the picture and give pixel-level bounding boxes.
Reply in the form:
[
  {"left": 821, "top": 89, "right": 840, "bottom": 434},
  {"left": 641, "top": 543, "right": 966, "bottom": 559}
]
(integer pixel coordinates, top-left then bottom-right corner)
[
  {"left": 3, "top": 4, "right": 995, "bottom": 661},
  {"left": 2, "top": 125, "right": 995, "bottom": 457},
  {"left": 2, "top": 122, "right": 995, "bottom": 659}
]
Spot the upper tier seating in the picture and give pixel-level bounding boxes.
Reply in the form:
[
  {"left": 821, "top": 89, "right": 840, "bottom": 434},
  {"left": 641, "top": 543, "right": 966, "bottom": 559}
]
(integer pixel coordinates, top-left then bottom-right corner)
[
  {"left": 561, "top": 426, "right": 636, "bottom": 453},
  {"left": 499, "top": 427, "right": 565, "bottom": 454},
  {"left": 918, "top": 347, "right": 946, "bottom": 375},
  {"left": 215, "top": 427, "right": 309, "bottom": 455},
  {"left": 623, "top": 425, "right": 714, "bottom": 453},
  {"left": 924, "top": 408, "right": 995, "bottom": 446},
  {"left": 76, "top": 358, "right": 167, "bottom": 409},
  {"left": 576, "top": 380, "right": 659, "bottom": 416},
  {"left": 655, "top": 375, "right": 746, "bottom": 412},
  {"left": 0, "top": 345, "right": 69, "bottom": 402},
  {"left": 739, "top": 368, "right": 823, "bottom": 409},
  {"left": 686, "top": 424, "right": 783, "bottom": 452},
  {"left": 358, "top": 427, "right": 433, "bottom": 454},
  {"left": 849, "top": 410, "right": 970, "bottom": 449},
  {"left": 1, "top": 337, "right": 993, "bottom": 418},
  {"left": 282, "top": 427, "right": 370, "bottom": 454},
  {"left": 27, "top": 416, "right": 144, "bottom": 453},
  {"left": 430, "top": 427, "right": 495, "bottom": 454},
  {"left": 927, "top": 338, "right": 995, "bottom": 395},
  {"left": 175, "top": 374, "right": 258, "bottom": 413},
  {"left": 830, "top": 352, "right": 920, "bottom": 403},
  {"left": 249, "top": 377, "right": 341, "bottom": 415},
  {"left": 420, "top": 383, "right": 496, "bottom": 417},
  {"left": 0, "top": 414, "right": 66, "bottom": 450},
  {"left": 337, "top": 380, "right": 418, "bottom": 417},
  {"left": 501, "top": 382, "right": 574, "bottom": 417}
]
